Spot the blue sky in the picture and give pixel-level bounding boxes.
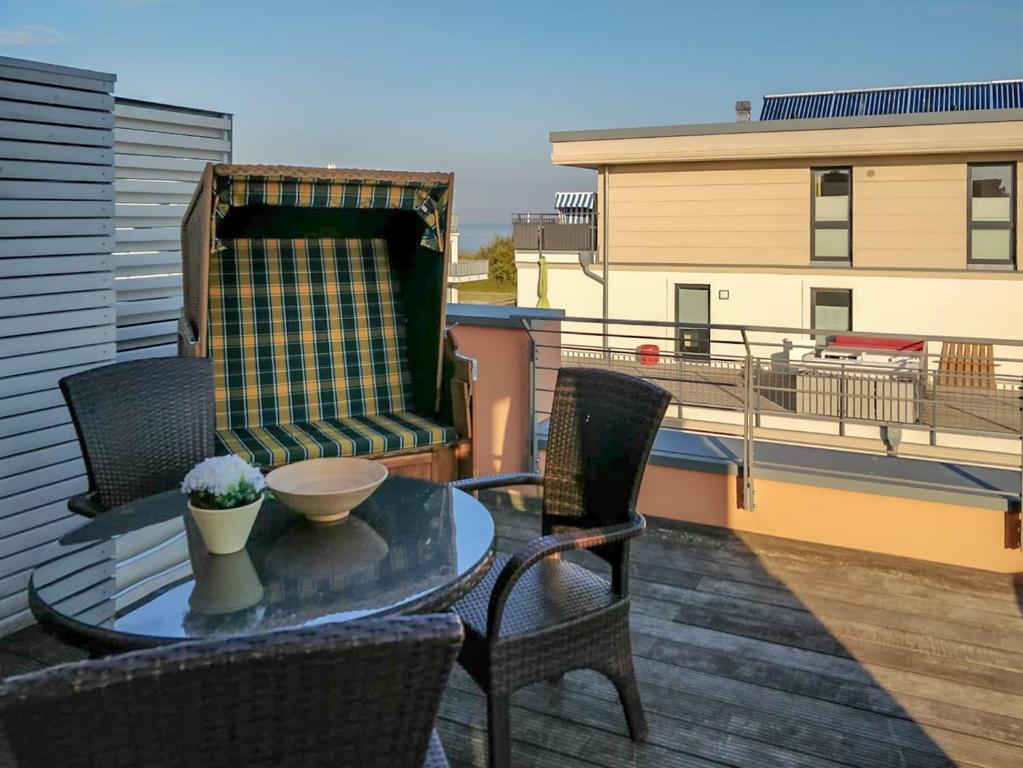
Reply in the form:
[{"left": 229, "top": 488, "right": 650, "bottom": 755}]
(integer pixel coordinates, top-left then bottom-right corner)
[{"left": 2, "top": 0, "right": 1022, "bottom": 236}]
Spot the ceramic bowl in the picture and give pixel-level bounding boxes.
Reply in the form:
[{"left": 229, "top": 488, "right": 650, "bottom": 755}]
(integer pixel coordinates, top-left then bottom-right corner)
[{"left": 266, "top": 458, "right": 388, "bottom": 524}]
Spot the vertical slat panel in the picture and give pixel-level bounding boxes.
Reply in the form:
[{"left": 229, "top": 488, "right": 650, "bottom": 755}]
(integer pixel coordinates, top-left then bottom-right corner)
[
  {"left": 0, "top": 56, "right": 117, "bottom": 634},
  {"left": 114, "top": 99, "right": 232, "bottom": 358}
]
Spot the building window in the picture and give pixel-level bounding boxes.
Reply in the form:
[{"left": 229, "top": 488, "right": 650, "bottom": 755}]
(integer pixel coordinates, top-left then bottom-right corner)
[
  {"left": 675, "top": 283, "right": 710, "bottom": 357},
  {"left": 811, "top": 288, "right": 852, "bottom": 345},
  {"left": 968, "top": 163, "right": 1015, "bottom": 266},
  {"left": 811, "top": 168, "right": 852, "bottom": 262}
]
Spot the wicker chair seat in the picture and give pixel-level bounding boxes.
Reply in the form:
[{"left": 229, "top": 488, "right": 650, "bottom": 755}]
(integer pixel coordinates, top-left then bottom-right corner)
[
  {"left": 454, "top": 553, "right": 614, "bottom": 638},
  {"left": 216, "top": 412, "right": 456, "bottom": 469}
]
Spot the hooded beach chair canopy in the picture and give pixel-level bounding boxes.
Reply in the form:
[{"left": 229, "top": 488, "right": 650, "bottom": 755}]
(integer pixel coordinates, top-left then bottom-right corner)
[
  {"left": 212, "top": 165, "right": 451, "bottom": 253},
  {"left": 180, "top": 164, "right": 469, "bottom": 471}
]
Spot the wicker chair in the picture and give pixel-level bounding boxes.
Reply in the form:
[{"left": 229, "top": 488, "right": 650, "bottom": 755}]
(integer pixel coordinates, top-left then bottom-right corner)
[
  {"left": 0, "top": 614, "right": 462, "bottom": 768},
  {"left": 59, "top": 358, "right": 215, "bottom": 517},
  {"left": 450, "top": 367, "right": 671, "bottom": 768}
]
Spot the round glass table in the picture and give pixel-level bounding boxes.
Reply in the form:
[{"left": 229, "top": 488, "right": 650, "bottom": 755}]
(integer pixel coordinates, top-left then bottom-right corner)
[{"left": 30, "top": 476, "right": 495, "bottom": 653}]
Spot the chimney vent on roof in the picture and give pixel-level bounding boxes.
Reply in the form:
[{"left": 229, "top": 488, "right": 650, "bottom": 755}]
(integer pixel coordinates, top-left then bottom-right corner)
[{"left": 735, "top": 100, "right": 752, "bottom": 121}]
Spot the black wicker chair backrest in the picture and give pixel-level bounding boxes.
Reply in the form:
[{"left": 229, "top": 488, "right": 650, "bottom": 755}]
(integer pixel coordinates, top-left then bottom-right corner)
[
  {"left": 543, "top": 367, "right": 671, "bottom": 535},
  {"left": 0, "top": 615, "right": 463, "bottom": 768},
  {"left": 60, "top": 357, "right": 215, "bottom": 511}
]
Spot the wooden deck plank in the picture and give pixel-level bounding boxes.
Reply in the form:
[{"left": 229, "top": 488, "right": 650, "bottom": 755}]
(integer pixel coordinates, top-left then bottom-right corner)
[
  {"left": 633, "top": 610, "right": 1023, "bottom": 719},
  {"left": 633, "top": 574, "right": 1023, "bottom": 656},
  {"left": 630, "top": 653, "right": 1023, "bottom": 755},
  {"left": 643, "top": 637, "right": 1023, "bottom": 767},
  {"left": 447, "top": 669, "right": 863, "bottom": 768},
  {"left": 560, "top": 667, "right": 950, "bottom": 768},
  {"left": 442, "top": 678, "right": 733, "bottom": 768},
  {"left": 650, "top": 599, "right": 1023, "bottom": 694},
  {"left": 630, "top": 527, "right": 1016, "bottom": 617}
]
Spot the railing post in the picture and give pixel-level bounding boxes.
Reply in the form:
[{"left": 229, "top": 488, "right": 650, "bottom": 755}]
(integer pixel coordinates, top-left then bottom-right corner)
[
  {"left": 927, "top": 364, "right": 938, "bottom": 446},
  {"left": 838, "top": 362, "right": 847, "bottom": 437},
  {"left": 740, "top": 329, "right": 756, "bottom": 511},
  {"left": 602, "top": 165, "right": 610, "bottom": 362},
  {"left": 523, "top": 318, "right": 539, "bottom": 473}
]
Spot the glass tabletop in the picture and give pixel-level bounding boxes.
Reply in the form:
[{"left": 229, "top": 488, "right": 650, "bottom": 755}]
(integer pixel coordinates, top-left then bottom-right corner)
[{"left": 30, "top": 476, "right": 495, "bottom": 650}]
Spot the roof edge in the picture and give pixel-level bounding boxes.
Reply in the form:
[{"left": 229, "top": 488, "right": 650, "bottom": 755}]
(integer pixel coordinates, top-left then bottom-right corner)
[
  {"left": 211, "top": 164, "right": 453, "bottom": 184},
  {"left": 116, "top": 96, "right": 233, "bottom": 119},
  {"left": 550, "top": 108, "right": 1023, "bottom": 144},
  {"left": 0, "top": 54, "right": 115, "bottom": 82}
]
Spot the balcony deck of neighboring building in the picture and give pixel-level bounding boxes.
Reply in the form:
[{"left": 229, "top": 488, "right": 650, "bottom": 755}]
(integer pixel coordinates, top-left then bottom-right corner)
[
  {"left": 560, "top": 351, "right": 1023, "bottom": 436},
  {"left": 449, "top": 258, "right": 491, "bottom": 284},
  {"left": 4, "top": 491, "right": 1021, "bottom": 767},
  {"left": 512, "top": 212, "right": 597, "bottom": 253}
]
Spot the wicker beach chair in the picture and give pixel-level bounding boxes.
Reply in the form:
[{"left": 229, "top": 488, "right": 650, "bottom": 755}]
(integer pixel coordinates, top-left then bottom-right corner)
[
  {"left": 0, "top": 615, "right": 462, "bottom": 768},
  {"left": 179, "top": 164, "right": 474, "bottom": 481},
  {"left": 59, "top": 357, "right": 215, "bottom": 517},
  {"left": 450, "top": 367, "right": 671, "bottom": 768}
]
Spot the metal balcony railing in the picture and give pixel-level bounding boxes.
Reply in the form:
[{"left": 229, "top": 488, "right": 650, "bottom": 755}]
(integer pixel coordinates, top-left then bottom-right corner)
[
  {"left": 447, "top": 259, "right": 489, "bottom": 283},
  {"left": 512, "top": 212, "right": 597, "bottom": 253},
  {"left": 517, "top": 314, "right": 1023, "bottom": 512}
]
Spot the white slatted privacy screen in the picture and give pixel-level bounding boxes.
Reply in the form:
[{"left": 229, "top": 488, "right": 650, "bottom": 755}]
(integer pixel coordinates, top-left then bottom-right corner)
[
  {"left": 114, "top": 99, "right": 232, "bottom": 360},
  {"left": 0, "top": 57, "right": 117, "bottom": 634},
  {"left": 0, "top": 55, "right": 232, "bottom": 634}
]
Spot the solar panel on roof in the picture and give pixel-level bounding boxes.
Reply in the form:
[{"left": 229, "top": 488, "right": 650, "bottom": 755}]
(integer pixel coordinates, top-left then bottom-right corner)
[{"left": 760, "top": 80, "right": 1023, "bottom": 120}]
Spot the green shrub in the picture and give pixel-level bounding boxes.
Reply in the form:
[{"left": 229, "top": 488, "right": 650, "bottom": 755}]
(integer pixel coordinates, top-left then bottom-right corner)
[{"left": 473, "top": 235, "right": 516, "bottom": 285}]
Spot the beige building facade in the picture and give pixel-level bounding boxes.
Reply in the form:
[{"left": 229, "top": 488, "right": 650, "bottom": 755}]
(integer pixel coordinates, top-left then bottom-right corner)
[{"left": 518, "top": 107, "right": 1023, "bottom": 348}]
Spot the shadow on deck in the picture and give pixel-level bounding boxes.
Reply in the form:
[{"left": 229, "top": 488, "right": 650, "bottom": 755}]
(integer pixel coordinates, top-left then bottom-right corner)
[
  {"left": 2, "top": 491, "right": 1021, "bottom": 767},
  {"left": 439, "top": 492, "right": 1023, "bottom": 768}
]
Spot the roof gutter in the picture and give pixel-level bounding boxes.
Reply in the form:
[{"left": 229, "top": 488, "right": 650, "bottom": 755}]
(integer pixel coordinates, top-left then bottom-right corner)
[{"left": 550, "top": 107, "right": 1023, "bottom": 144}]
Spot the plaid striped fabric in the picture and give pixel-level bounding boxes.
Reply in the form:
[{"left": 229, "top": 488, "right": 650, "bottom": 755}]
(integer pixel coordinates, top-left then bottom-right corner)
[
  {"left": 208, "top": 237, "right": 454, "bottom": 468},
  {"left": 214, "top": 176, "right": 450, "bottom": 252},
  {"left": 216, "top": 412, "right": 456, "bottom": 469}
]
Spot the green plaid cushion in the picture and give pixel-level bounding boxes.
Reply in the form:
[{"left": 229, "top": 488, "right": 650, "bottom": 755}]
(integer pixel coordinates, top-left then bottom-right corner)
[
  {"left": 216, "top": 413, "right": 457, "bottom": 469},
  {"left": 209, "top": 238, "right": 412, "bottom": 430}
]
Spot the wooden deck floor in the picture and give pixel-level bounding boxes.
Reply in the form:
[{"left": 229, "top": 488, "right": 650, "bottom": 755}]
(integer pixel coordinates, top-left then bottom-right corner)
[{"left": 2, "top": 492, "right": 1022, "bottom": 767}]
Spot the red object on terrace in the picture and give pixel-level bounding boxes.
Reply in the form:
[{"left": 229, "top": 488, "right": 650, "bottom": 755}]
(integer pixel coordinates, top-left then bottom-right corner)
[
  {"left": 637, "top": 344, "right": 660, "bottom": 365},
  {"left": 828, "top": 335, "right": 924, "bottom": 352}
]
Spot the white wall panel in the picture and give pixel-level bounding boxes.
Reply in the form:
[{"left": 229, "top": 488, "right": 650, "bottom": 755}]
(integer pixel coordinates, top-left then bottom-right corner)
[
  {"left": 113, "top": 98, "right": 232, "bottom": 357},
  {"left": 0, "top": 59, "right": 232, "bottom": 635},
  {"left": 0, "top": 55, "right": 117, "bottom": 633}
]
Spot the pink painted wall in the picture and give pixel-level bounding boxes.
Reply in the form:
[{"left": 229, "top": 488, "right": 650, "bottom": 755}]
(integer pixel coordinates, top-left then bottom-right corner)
[{"left": 448, "top": 323, "right": 531, "bottom": 477}]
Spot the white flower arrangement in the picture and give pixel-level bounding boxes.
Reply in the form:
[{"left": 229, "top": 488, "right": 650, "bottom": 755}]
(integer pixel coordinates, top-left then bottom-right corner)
[{"left": 182, "top": 455, "right": 266, "bottom": 510}]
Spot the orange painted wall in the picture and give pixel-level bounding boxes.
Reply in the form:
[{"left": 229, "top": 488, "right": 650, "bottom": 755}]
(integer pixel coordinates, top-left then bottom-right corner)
[{"left": 637, "top": 464, "right": 1022, "bottom": 573}]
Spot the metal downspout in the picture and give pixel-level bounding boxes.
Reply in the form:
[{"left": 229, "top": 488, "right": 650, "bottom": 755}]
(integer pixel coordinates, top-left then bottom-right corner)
[{"left": 579, "top": 251, "right": 603, "bottom": 285}]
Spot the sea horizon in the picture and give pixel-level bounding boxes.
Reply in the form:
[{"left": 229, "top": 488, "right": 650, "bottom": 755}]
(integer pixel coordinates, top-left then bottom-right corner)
[{"left": 457, "top": 221, "right": 511, "bottom": 254}]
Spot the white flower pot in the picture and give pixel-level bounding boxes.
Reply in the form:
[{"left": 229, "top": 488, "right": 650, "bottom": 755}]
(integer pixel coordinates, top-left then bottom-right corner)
[{"left": 188, "top": 496, "right": 263, "bottom": 555}]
